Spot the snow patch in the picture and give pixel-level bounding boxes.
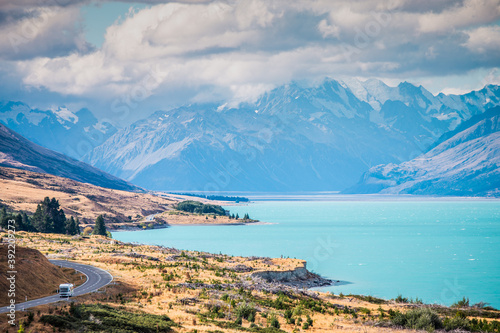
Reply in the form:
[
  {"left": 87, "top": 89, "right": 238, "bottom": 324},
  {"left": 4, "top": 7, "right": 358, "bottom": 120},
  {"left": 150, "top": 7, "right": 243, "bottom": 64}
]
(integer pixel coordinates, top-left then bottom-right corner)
[{"left": 52, "top": 107, "right": 79, "bottom": 124}]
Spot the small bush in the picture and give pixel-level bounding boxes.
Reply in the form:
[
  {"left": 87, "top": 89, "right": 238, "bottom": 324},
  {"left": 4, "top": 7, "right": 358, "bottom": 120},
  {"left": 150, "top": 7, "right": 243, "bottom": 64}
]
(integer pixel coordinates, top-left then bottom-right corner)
[
  {"left": 452, "top": 297, "right": 470, "bottom": 308},
  {"left": 443, "top": 313, "right": 470, "bottom": 331},
  {"left": 390, "top": 308, "right": 442, "bottom": 331},
  {"left": 235, "top": 302, "right": 256, "bottom": 321},
  {"left": 269, "top": 316, "right": 280, "bottom": 329},
  {"left": 395, "top": 294, "right": 409, "bottom": 303}
]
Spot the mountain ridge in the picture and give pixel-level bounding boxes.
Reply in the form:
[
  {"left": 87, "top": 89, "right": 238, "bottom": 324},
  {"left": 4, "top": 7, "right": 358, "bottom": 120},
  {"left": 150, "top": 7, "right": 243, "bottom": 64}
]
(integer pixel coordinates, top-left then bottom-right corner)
[
  {"left": 0, "top": 101, "right": 116, "bottom": 160},
  {"left": 0, "top": 123, "right": 142, "bottom": 192},
  {"left": 345, "top": 106, "right": 500, "bottom": 197},
  {"left": 84, "top": 79, "right": 500, "bottom": 192}
]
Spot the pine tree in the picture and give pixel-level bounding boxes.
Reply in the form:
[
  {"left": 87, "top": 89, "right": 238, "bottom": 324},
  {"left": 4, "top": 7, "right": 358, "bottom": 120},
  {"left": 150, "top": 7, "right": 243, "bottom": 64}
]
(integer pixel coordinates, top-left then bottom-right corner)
[
  {"left": 21, "top": 212, "right": 35, "bottom": 232},
  {"left": 0, "top": 206, "right": 6, "bottom": 223},
  {"left": 51, "top": 198, "right": 66, "bottom": 234},
  {"left": 32, "top": 197, "right": 66, "bottom": 233},
  {"left": 75, "top": 217, "right": 80, "bottom": 234},
  {"left": 92, "top": 215, "right": 107, "bottom": 236},
  {"left": 14, "top": 213, "right": 23, "bottom": 230},
  {"left": 243, "top": 213, "right": 250, "bottom": 220},
  {"left": 66, "top": 216, "right": 78, "bottom": 235},
  {"left": 0, "top": 208, "right": 11, "bottom": 229},
  {"left": 235, "top": 213, "right": 239, "bottom": 219},
  {"left": 32, "top": 199, "right": 49, "bottom": 232}
]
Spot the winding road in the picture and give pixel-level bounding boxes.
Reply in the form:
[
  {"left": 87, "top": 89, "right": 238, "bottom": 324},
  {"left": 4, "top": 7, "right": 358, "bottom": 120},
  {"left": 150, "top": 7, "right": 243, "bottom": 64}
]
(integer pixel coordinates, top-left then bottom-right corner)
[{"left": 0, "top": 260, "right": 113, "bottom": 313}]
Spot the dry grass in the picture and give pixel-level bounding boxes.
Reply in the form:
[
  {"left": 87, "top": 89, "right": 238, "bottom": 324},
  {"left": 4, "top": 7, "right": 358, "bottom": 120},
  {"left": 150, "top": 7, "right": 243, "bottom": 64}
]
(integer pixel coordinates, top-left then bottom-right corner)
[
  {"left": 3, "top": 232, "right": 484, "bottom": 333},
  {"left": 1, "top": 232, "right": 498, "bottom": 333},
  {"left": 0, "top": 244, "right": 85, "bottom": 307},
  {"left": 0, "top": 166, "right": 246, "bottom": 229}
]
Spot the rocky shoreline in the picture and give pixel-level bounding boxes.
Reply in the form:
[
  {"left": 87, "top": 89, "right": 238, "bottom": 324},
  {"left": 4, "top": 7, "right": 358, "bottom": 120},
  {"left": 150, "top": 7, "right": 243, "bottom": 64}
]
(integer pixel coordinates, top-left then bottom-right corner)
[
  {"left": 178, "top": 261, "right": 335, "bottom": 294},
  {"left": 248, "top": 262, "right": 334, "bottom": 289}
]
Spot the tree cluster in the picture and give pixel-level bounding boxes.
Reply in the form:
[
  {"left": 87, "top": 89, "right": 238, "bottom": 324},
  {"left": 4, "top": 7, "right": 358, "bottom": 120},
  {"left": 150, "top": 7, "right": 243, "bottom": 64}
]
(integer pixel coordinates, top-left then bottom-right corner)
[
  {"left": 0, "top": 197, "right": 80, "bottom": 235},
  {"left": 175, "top": 200, "right": 226, "bottom": 216}
]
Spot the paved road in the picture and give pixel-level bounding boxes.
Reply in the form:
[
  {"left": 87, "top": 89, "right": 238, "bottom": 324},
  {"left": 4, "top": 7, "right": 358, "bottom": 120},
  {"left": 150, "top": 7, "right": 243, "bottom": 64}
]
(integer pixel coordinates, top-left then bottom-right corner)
[{"left": 0, "top": 260, "right": 113, "bottom": 313}]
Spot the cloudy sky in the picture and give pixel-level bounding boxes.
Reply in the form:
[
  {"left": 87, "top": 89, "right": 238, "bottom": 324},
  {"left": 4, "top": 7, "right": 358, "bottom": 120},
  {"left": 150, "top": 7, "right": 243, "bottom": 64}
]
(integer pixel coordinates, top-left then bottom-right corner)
[{"left": 1, "top": 0, "right": 500, "bottom": 124}]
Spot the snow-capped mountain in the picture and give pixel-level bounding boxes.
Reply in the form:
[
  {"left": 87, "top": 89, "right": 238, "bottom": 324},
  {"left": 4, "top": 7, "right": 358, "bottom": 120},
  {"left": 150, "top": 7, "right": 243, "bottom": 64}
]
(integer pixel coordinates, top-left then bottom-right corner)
[
  {"left": 84, "top": 79, "right": 500, "bottom": 192},
  {"left": 0, "top": 101, "right": 116, "bottom": 160},
  {"left": 346, "top": 106, "right": 500, "bottom": 196}
]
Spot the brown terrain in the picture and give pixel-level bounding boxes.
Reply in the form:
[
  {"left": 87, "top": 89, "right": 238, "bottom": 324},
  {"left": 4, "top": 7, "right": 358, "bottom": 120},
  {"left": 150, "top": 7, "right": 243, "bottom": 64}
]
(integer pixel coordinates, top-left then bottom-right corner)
[
  {"left": 0, "top": 166, "right": 251, "bottom": 230},
  {"left": 0, "top": 244, "right": 85, "bottom": 306},
  {"left": 1, "top": 232, "right": 498, "bottom": 333}
]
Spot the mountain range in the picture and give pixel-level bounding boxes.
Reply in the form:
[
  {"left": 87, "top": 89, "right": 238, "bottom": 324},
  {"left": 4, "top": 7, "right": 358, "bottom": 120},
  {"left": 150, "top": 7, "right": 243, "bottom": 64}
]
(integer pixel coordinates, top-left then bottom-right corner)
[
  {"left": 0, "top": 123, "right": 141, "bottom": 192},
  {"left": 84, "top": 79, "right": 500, "bottom": 192},
  {"left": 0, "top": 101, "right": 116, "bottom": 160},
  {"left": 345, "top": 106, "right": 500, "bottom": 196},
  {"left": 2, "top": 78, "right": 499, "bottom": 194}
]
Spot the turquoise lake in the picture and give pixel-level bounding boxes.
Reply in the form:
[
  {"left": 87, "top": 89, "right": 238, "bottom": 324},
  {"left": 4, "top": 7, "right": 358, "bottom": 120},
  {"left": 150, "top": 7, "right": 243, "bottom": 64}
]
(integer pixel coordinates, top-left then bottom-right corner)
[{"left": 112, "top": 199, "right": 500, "bottom": 308}]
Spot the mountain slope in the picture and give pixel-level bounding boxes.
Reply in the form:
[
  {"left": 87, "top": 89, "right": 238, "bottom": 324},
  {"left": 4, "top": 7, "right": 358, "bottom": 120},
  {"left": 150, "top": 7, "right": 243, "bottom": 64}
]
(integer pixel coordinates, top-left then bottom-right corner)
[
  {"left": 85, "top": 80, "right": 500, "bottom": 192},
  {"left": 0, "top": 101, "right": 116, "bottom": 160},
  {"left": 345, "top": 107, "right": 500, "bottom": 196},
  {"left": 0, "top": 123, "right": 141, "bottom": 192},
  {"left": 0, "top": 166, "right": 177, "bottom": 226},
  {"left": 84, "top": 102, "right": 418, "bottom": 192}
]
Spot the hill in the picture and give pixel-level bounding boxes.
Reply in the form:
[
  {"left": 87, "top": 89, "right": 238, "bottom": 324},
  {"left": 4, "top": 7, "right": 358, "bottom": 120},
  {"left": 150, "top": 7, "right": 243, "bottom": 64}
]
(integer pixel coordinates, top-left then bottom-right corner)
[
  {"left": 345, "top": 107, "right": 500, "bottom": 196},
  {"left": 0, "top": 166, "right": 251, "bottom": 228},
  {"left": 0, "top": 245, "right": 84, "bottom": 306},
  {"left": 0, "top": 123, "right": 141, "bottom": 192},
  {"left": 0, "top": 166, "right": 176, "bottom": 227}
]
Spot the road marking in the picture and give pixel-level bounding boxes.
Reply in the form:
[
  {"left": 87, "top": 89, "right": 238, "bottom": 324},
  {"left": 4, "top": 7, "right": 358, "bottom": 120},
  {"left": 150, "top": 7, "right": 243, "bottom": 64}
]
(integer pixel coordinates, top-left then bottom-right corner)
[{"left": 0, "top": 260, "right": 113, "bottom": 313}]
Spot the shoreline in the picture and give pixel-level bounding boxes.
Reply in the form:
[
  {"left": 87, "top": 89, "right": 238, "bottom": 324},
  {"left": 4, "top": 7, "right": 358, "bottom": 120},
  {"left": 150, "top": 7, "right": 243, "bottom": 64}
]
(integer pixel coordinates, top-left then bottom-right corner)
[
  {"left": 108, "top": 219, "right": 271, "bottom": 231},
  {"left": 3, "top": 231, "right": 500, "bottom": 333},
  {"left": 222, "top": 193, "right": 500, "bottom": 202}
]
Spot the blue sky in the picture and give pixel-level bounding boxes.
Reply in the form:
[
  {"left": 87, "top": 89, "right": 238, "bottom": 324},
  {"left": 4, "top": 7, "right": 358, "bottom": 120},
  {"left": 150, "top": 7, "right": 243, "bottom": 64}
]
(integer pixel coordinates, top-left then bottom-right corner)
[
  {"left": 0, "top": 0, "right": 499, "bottom": 124},
  {"left": 81, "top": 2, "right": 147, "bottom": 48}
]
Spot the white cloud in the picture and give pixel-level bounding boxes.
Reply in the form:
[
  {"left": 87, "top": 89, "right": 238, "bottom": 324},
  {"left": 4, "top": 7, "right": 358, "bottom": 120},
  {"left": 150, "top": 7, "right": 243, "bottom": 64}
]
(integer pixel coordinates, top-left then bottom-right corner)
[
  {"left": 10, "top": 0, "right": 500, "bottom": 110},
  {"left": 465, "top": 25, "right": 500, "bottom": 53},
  {"left": 418, "top": 0, "right": 500, "bottom": 33},
  {"left": 0, "top": 5, "right": 92, "bottom": 59}
]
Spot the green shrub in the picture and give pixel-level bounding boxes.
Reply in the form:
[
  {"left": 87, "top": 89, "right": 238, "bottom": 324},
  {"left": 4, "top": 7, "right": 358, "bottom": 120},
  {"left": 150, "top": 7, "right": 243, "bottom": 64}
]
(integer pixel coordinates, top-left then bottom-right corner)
[
  {"left": 269, "top": 316, "right": 280, "bottom": 329},
  {"left": 41, "top": 304, "right": 176, "bottom": 332},
  {"left": 175, "top": 201, "right": 226, "bottom": 216},
  {"left": 390, "top": 308, "right": 442, "bottom": 331},
  {"left": 40, "top": 315, "right": 76, "bottom": 329},
  {"left": 351, "top": 294, "right": 386, "bottom": 304},
  {"left": 236, "top": 302, "right": 257, "bottom": 321},
  {"left": 443, "top": 313, "right": 470, "bottom": 331},
  {"left": 306, "top": 315, "right": 313, "bottom": 327},
  {"left": 395, "top": 294, "right": 409, "bottom": 303},
  {"left": 452, "top": 297, "right": 470, "bottom": 308}
]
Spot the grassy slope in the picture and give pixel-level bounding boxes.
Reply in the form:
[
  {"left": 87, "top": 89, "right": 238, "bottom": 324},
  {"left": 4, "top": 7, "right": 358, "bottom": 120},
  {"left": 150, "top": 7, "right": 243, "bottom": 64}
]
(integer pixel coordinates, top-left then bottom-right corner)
[
  {"left": 1, "top": 232, "right": 499, "bottom": 333},
  {"left": 0, "top": 244, "right": 85, "bottom": 306},
  {"left": 0, "top": 166, "right": 254, "bottom": 229}
]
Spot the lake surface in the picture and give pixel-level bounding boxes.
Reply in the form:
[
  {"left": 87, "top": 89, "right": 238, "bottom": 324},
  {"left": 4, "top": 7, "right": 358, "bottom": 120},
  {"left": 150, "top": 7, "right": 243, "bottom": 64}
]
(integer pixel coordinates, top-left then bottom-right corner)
[{"left": 113, "top": 199, "right": 500, "bottom": 308}]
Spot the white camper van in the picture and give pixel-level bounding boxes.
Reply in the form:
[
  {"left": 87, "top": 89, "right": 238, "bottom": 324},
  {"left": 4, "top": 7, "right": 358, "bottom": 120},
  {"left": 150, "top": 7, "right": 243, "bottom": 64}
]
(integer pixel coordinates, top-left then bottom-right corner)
[{"left": 59, "top": 283, "right": 74, "bottom": 297}]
